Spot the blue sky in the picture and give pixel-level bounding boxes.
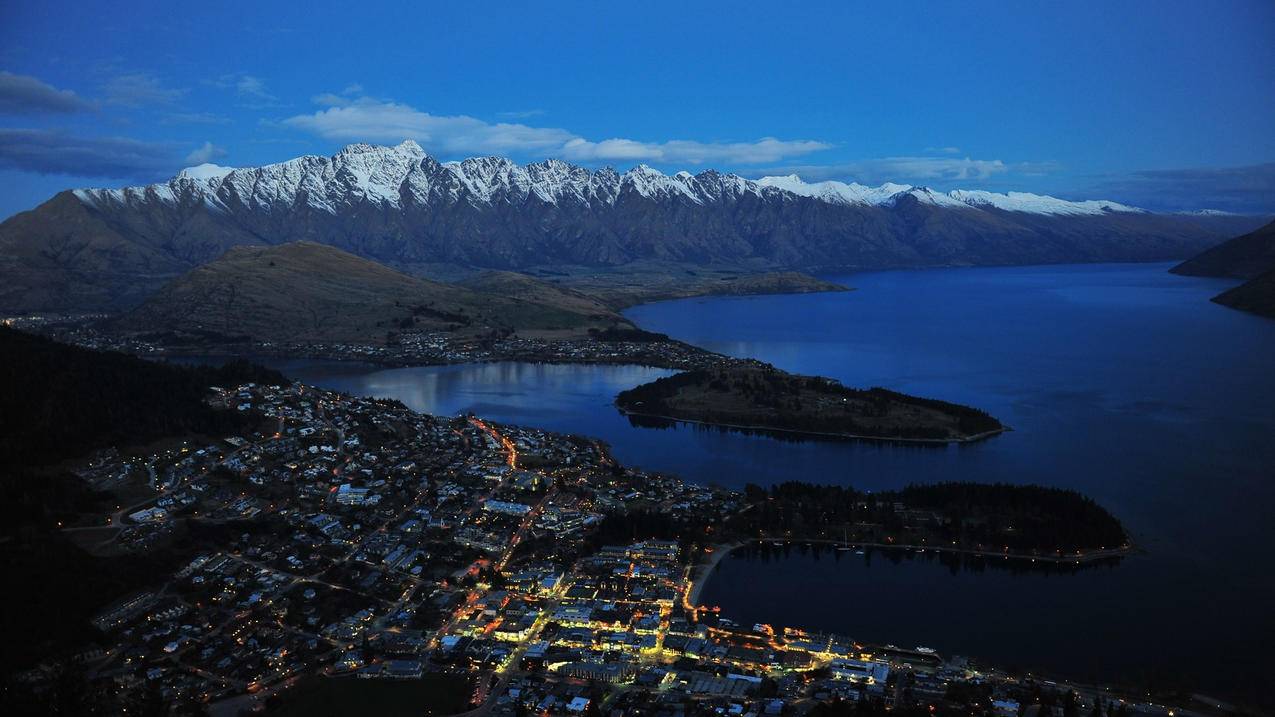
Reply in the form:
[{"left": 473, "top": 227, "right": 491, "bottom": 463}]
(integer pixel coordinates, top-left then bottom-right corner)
[{"left": 1, "top": 0, "right": 1273, "bottom": 219}]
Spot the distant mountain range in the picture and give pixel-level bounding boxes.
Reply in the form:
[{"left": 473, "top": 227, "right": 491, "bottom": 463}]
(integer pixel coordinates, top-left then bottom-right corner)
[
  {"left": 1172, "top": 219, "right": 1275, "bottom": 318},
  {"left": 0, "top": 140, "right": 1266, "bottom": 314}
]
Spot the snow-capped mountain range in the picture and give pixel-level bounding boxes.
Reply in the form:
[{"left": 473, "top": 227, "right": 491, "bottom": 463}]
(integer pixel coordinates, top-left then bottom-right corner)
[
  {"left": 74, "top": 139, "right": 1146, "bottom": 218},
  {"left": 2, "top": 140, "right": 1266, "bottom": 314}
]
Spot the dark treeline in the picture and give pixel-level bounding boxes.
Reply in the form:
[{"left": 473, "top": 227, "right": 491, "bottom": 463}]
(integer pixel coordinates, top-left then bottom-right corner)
[
  {"left": 0, "top": 519, "right": 254, "bottom": 681},
  {"left": 735, "top": 541, "right": 1119, "bottom": 576},
  {"left": 866, "top": 387, "right": 1002, "bottom": 436},
  {"left": 733, "top": 481, "right": 1128, "bottom": 554},
  {"left": 0, "top": 327, "right": 288, "bottom": 467},
  {"left": 589, "top": 510, "right": 704, "bottom": 544},
  {"left": 588, "top": 326, "right": 673, "bottom": 343},
  {"left": 585, "top": 511, "right": 706, "bottom": 560}
]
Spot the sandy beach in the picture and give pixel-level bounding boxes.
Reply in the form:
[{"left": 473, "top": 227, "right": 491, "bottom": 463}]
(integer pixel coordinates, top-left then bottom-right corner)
[{"left": 687, "top": 542, "right": 742, "bottom": 607}]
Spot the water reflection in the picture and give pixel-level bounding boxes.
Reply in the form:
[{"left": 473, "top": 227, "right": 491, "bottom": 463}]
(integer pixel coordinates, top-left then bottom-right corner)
[{"left": 232, "top": 262, "right": 1275, "bottom": 701}]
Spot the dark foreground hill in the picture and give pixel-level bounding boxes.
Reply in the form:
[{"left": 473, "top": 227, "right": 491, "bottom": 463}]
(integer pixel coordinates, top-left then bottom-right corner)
[
  {"left": 1172, "top": 219, "right": 1275, "bottom": 319},
  {"left": 115, "top": 241, "right": 634, "bottom": 343},
  {"left": 1171, "top": 218, "right": 1275, "bottom": 279},
  {"left": 1167, "top": 216, "right": 1275, "bottom": 278},
  {"left": 0, "top": 326, "right": 284, "bottom": 468},
  {"left": 1212, "top": 269, "right": 1275, "bottom": 318}
]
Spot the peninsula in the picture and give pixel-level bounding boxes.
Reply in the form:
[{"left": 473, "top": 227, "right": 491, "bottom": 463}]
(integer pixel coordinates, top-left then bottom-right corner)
[{"left": 615, "top": 361, "right": 1004, "bottom": 442}]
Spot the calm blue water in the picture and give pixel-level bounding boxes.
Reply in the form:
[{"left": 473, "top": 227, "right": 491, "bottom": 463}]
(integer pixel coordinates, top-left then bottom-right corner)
[{"left": 254, "top": 262, "right": 1275, "bottom": 701}]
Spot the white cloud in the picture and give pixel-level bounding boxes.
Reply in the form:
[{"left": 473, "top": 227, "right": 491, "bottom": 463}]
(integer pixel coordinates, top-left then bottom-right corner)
[
  {"left": 760, "top": 156, "right": 1011, "bottom": 184},
  {"left": 310, "top": 92, "right": 351, "bottom": 107},
  {"left": 874, "top": 156, "right": 1007, "bottom": 180},
  {"left": 497, "top": 109, "right": 546, "bottom": 119},
  {"left": 163, "top": 111, "right": 231, "bottom": 125},
  {"left": 235, "top": 75, "right": 275, "bottom": 101},
  {"left": 311, "top": 83, "right": 369, "bottom": 108},
  {"left": 561, "top": 137, "right": 830, "bottom": 165},
  {"left": 103, "top": 73, "right": 186, "bottom": 107},
  {"left": 184, "top": 141, "right": 226, "bottom": 164},
  {"left": 284, "top": 99, "right": 573, "bottom": 154},
  {"left": 283, "top": 97, "right": 831, "bottom": 165},
  {"left": 211, "top": 74, "right": 280, "bottom": 107}
]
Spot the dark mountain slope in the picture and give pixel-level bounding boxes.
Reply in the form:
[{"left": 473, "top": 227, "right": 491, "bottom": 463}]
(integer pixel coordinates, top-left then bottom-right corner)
[
  {"left": 1171, "top": 219, "right": 1275, "bottom": 279},
  {"left": 458, "top": 270, "right": 619, "bottom": 317},
  {"left": 1212, "top": 269, "right": 1275, "bottom": 319},
  {"left": 0, "top": 326, "right": 284, "bottom": 467},
  {"left": 1171, "top": 220, "right": 1275, "bottom": 319},
  {"left": 114, "top": 241, "right": 631, "bottom": 343}
]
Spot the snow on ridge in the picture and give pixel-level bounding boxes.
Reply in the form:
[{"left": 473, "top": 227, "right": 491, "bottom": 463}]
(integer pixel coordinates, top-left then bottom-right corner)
[
  {"left": 949, "top": 189, "right": 1144, "bottom": 216},
  {"left": 757, "top": 175, "right": 912, "bottom": 206},
  {"left": 620, "top": 164, "right": 702, "bottom": 203},
  {"left": 759, "top": 174, "right": 1143, "bottom": 215},
  {"left": 177, "top": 163, "right": 236, "bottom": 181},
  {"left": 898, "top": 187, "right": 973, "bottom": 209},
  {"left": 68, "top": 141, "right": 1150, "bottom": 217},
  {"left": 1175, "top": 208, "right": 1238, "bottom": 217}
]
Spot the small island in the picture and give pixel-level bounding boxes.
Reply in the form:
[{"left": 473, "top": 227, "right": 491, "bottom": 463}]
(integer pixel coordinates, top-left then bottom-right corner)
[{"left": 615, "top": 361, "right": 1004, "bottom": 442}]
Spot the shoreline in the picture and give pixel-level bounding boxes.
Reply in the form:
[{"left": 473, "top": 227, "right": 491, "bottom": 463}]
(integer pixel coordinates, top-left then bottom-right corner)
[
  {"left": 696, "top": 537, "right": 1134, "bottom": 590},
  {"left": 159, "top": 349, "right": 707, "bottom": 372},
  {"left": 616, "top": 406, "right": 1008, "bottom": 445},
  {"left": 689, "top": 538, "right": 1135, "bottom": 608},
  {"left": 687, "top": 542, "right": 742, "bottom": 607}
]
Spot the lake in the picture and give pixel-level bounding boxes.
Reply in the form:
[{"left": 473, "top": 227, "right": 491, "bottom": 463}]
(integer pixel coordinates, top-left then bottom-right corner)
[{"left": 254, "top": 262, "right": 1275, "bottom": 701}]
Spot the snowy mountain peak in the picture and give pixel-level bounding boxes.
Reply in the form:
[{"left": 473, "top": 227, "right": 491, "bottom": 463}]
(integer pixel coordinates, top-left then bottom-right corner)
[
  {"left": 336, "top": 142, "right": 385, "bottom": 156},
  {"left": 625, "top": 164, "right": 666, "bottom": 180},
  {"left": 620, "top": 164, "right": 703, "bottom": 202},
  {"left": 395, "top": 139, "right": 425, "bottom": 156},
  {"left": 897, "top": 186, "right": 972, "bottom": 209},
  {"left": 177, "top": 163, "right": 235, "bottom": 181}
]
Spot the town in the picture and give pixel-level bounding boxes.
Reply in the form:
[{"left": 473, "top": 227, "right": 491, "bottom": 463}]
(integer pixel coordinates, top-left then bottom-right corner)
[
  {"left": 2, "top": 315, "right": 722, "bottom": 372},
  {"left": 10, "top": 378, "right": 1181, "bottom": 717}
]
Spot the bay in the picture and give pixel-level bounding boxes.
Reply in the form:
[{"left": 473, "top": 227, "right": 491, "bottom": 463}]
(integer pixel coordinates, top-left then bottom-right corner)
[{"left": 252, "top": 262, "right": 1275, "bottom": 700}]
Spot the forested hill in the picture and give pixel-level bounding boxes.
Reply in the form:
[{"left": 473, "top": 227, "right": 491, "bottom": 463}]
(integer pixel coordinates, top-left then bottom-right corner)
[
  {"left": 0, "top": 327, "right": 287, "bottom": 467},
  {"left": 738, "top": 481, "right": 1129, "bottom": 554},
  {"left": 615, "top": 362, "right": 1003, "bottom": 441}
]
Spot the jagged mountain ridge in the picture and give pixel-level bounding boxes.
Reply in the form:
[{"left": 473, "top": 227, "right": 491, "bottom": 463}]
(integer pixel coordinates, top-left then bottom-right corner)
[
  {"left": 73, "top": 139, "right": 1147, "bottom": 216},
  {"left": 1, "top": 140, "right": 1267, "bottom": 313}
]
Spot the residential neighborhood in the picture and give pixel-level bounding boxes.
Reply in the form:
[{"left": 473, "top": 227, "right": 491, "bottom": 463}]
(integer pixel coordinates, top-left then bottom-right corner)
[{"left": 12, "top": 380, "right": 1190, "bottom": 717}]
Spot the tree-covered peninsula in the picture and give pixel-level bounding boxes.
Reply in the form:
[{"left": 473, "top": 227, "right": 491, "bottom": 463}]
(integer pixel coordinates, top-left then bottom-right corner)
[{"left": 615, "top": 361, "right": 1003, "bottom": 442}]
